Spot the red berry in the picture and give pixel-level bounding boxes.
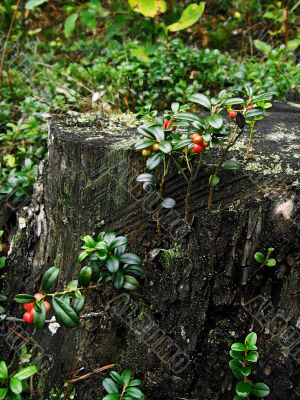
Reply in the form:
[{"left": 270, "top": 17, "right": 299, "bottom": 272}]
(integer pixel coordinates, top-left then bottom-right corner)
[
  {"left": 228, "top": 111, "right": 237, "bottom": 119},
  {"left": 191, "top": 133, "right": 203, "bottom": 144},
  {"left": 34, "top": 293, "right": 43, "bottom": 301},
  {"left": 247, "top": 105, "right": 254, "bottom": 110},
  {"left": 163, "top": 119, "right": 174, "bottom": 129},
  {"left": 193, "top": 144, "right": 204, "bottom": 153},
  {"left": 23, "top": 312, "right": 34, "bottom": 324},
  {"left": 23, "top": 302, "right": 35, "bottom": 312},
  {"left": 44, "top": 301, "right": 51, "bottom": 312}
]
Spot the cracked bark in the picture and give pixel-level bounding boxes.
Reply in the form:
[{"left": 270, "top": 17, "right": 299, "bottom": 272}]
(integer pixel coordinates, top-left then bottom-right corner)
[{"left": 1, "top": 105, "right": 300, "bottom": 399}]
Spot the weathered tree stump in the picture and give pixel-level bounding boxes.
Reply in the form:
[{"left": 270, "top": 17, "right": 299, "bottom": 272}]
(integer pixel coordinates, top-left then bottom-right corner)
[{"left": 2, "top": 104, "right": 300, "bottom": 399}]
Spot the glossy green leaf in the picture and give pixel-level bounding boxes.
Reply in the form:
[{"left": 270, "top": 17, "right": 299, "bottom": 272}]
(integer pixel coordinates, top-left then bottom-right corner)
[
  {"left": 209, "top": 175, "right": 219, "bottom": 187},
  {"left": 34, "top": 302, "right": 46, "bottom": 329},
  {"left": 41, "top": 266, "right": 59, "bottom": 291},
  {"left": 52, "top": 297, "right": 79, "bottom": 328},
  {"left": 74, "top": 295, "right": 85, "bottom": 313},
  {"left": 254, "top": 252, "right": 265, "bottom": 264},
  {"left": 110, "top": 371, "right": 123, "bottom": 386},
  {"left": 128, "top": 379, "right": 142, "bottom": 387},
  {"left": 222, "top": 98, "right": 245, "bottom": 106},
  {"left": 64, "top": 13, "right": 78, "bottom": 38},
  {"left": 0, "top": 294, "right": 7, "bottom": 302},
  {"left": 245, "top": 332, "right": 257, "bottom": 350},
  {"left": 159, "top": 141, "right": 172, "bottom": 154},
  {"left": 14, "top": 294, "right": 36, "bottom": 304},
  {"left": 0, "top": 361, "right": 8, "bottom": 380},
  {"left": 231, "top": 342, "right": 246, "bottom": 352},
  {"left": 266, "top": 258, "right": 276, "bottom": 267},
  {"left": 13, "top": 365, "right": 38, "bottom": 380},
  {"left": 172, "top": 139, "right": 191, "bottom": 150},
  {"left": 121, "top": 370, "right": 131, "bottom": 386},
  {"left": 136, "top": 173, "right": 157, "bottom": 183},
  {"left": 230, "top": 350, "right": 244, "bottom": 360},
  {"left": 123, "top": 275, "right": 140, "bottom": 291},
  {"left": 25, "top": 0, "right": 49, "bottom": 9},
  {"left": 221, "top": 160, "right": 240, "bottom": 170},
  {"left": 229, "top": 360, "right": 243, "bottom": 380},
  {"left": 135, "top": 139, "right": 155, "bottom": 150},
  {"left": 236, "top": 381, "right": 253, "bottom": 398},
  {"left": 251, "top": 382, "right": 270, "bottom": 397},
  {"left": 9, "top": 377, "right": 22, "bottom": 394},
  {"left": 0, "top": 388, "right": 8, "bottom": 400},
  {"left": 168, "top": 2, "right": 205, "bottom": 32},
  {"left": 254, "top": 39, "right": 272, "bottom": 56},
  {"left": 102, "top": 394, "right": 120, "bottom": 400},
  {"left": 189, "top": 93, "right": 211, "bottom": 110},
  {"left": 123, "top": 264, "right": 144, "bottom": 276},
  {"left": 103, "top": 377, "right": 119, "bottom": 394},
  {"left": 174, "top": 112, "right": 202, "bottom": 122},
  {"left": 207, "top": 114, "right": 223, "bottom": 129},
  {"left": 107, "top": 255, "right": 120, "bottom": 273},
  {"left": 78, "top": 266, "right": 92, "bottom": 287},
  {"left": 120, "top": 253, "right": 141, "bottom": 266},
  {"left": 246, "top": 351, "right": 259, "bottom": 362},
  {"left": 113, "top": 270, "right": 124, "bottom": 289},
  {"left": 126, "top": 387, "right": 144, "bottom": 398}
]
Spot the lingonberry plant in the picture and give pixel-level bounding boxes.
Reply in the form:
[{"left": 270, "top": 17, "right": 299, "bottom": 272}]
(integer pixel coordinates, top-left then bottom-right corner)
[
  {"left": 254, "top": 248, "right": 277, "bottom": 268},
  {"left": 14, "top": 232, "right": 143, "bottom": 328},
  {"left": 0, "top": 361, "right": 38, "bottom": 400},
  {"left": 0, "top": 230, "right": 8, "bottom": 270},
  {"left": 135, "top": 86, "right": 273, "bottom": 220},
  {"left": 230, "top": 332, "right": 270, "bottom": 399},
  {"left": 102, "top": 370, "right": 145, "bottom": 400}
]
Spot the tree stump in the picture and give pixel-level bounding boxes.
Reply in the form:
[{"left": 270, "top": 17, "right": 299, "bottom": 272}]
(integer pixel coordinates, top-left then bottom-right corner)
[{"left": 2, "top": 104, "right": 300, "bottom": 400}]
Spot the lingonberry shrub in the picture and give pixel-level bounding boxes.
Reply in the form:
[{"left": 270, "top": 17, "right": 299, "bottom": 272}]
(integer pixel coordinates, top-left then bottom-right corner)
[
  {"left": 102, "top": 370, "right": 145, "bottom": 400},
  {"left": 0, "top": 360, "right": 38, "bottom": 399},
  {"left": 254, "top": 248, "right": 277, "bottom": 268},
  {"left": 230, "top": 332, "right": 270, "bottom": 399},
  {"left": 14, "top": 232, "right": 143, "bottom": 328},
  {"left": 135, "top": 87, "right": 273, "bottom": 220}
]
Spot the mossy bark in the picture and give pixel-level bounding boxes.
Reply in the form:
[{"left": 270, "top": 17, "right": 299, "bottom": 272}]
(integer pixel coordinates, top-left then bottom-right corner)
[{"left": 2, "top": 105, "right": 300, "bottom": 399}]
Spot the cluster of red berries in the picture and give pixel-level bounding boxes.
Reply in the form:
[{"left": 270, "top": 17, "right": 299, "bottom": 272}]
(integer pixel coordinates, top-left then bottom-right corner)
[
  {"left": 22, "top": 293, "right": 51, "bottom": 324},
  {"left": 190, "top": 133, "right": 209, "bottom": 153},
  {"left": 228, "top": 105, "right": 254, "bottom": 119}
]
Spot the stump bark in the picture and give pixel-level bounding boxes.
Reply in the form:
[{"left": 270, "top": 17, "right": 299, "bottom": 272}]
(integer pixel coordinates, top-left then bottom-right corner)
[{"left": 2, "top": 105, "right": 300, "bottom": 399}]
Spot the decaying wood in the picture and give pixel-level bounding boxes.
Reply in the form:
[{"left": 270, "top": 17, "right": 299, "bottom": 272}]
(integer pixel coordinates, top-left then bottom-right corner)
[{"left": 2, "top": 105, "right": 300, "bottom": 399}]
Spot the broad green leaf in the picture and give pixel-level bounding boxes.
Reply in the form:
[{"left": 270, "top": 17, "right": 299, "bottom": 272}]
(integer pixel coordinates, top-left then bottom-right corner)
[
  {"left": 128, "top": 379, "right": 142, "bottom": 387},
  {"left": 221, "top": 160, "right": 240, "bottom": 170},
  {"left": 126, "top": 387, "right": 143, "bottom": 398},
  {"left": 236, "top": 381, "right": 253, "bottom": 398},
  {"left": 105, "top": 233, "right": 117, "bottom": 245},
  {"left": 159, "top": 141, "right": 172, "bottom": 154},
  {"left": 266, "top": 258, "right": 276, "bottom": 267},
  {"left": 77, "top": 251, "right": 89, "bottom": 263},
  {"left": 25, "top": 0, "right": 49, "bottom": 9},
  {"left": 172, "top": 139, "right": 191, "bottom": 151},
  {"left": 14, "top": 294, "right": 36, "bottom": 304},
  {"left": 41, "top": 266, "right": 59, "bottom": 291},
  {"left": 222, "top": 98, "right": 245, "bottom": 106},
  {"left": 230, "top": 350, "right": 244, "bottom": 360},
  {"left": 120, "top": 253, "right": 142, "bottom": 266},
  {"left": 0, "top": 361, "right": 8, "bottom": 380},
  {"left": 74, "top": 295, "right": 85, "bottom": 313},
  {"left": 0, "top": 388, "right": 8, "bottom": 400},
  {"left": 146, "top": 152, "right": 164, "bottom": 171},
  {"left": 161, "top": 198, "right": 176, "bottom": 209},
  {"left": 102, "top": 394, "right": 120, "bottom": 400},
  {"left": 34, "top": 302, "right": 46, "bottom": 329},
  {"left": 229, "top": 360, "right": 243, "bottom": 380},
  {"left": 135, "top": 139, "right": 155, "bottom": 150},
  {"left": 246, "top": 351, "right": 259, "bottom": 362},
  {"left": 110, "top": 236, "right": 128, "bottom": 250},
  {"left": 207, "top": 114, "right": 223, "bottom": 129},
  {"left": 110, "top": 371, "right": 123, "bottom": 386},
  {"left": 231, "top": 342, "right": 246, "bottom": 352},
  {"left": 81, "top": 235, "right": 96, "bottom": 247},
  {"left": 78, "top": 266, "right": 92, "bottom": 287},
  {"left": 103, "top": 377, "right": 119, "bottom": 394},
  {"left": 0, "top": 306, "right": 5, "bottom": 314},
  {"left": 241, "top": 366, "right": 252, "bottom": 376},
  {"left": 128, "top": 0, "right": 167, "bottom": 17},
  {"left": 9, "top": 377, "right": 22, "bottom": 394},
  {"left": 123, "top": 264, "right": 144, "bottom": 276},
  {"left": 13, "top": 365, "right": 38, "bottom": 380},
  {"left": 52, "top": 297, "right": 79, "bottom": 328},
  {"left": 136, "top": 173, "right": 157, "bottom": 183},
  {"left": 254, "top": 252, "right": 265, "bottom": 264},
  {"left": 107, "top": 255, "right": 120, "bottom": 273},
  {"left": 209, "top": 175, "right": 220, "bottom": 187},
  {"left": 189, "top": 93, "right": 211, "bottom": 110},
  {"left": 287, "top": 38, "right": 300, "bottom": 51},
  {"left": 251, "top": 382, "right": 270, "bottom": 397},
  {"left": 253, "top": 92, "right": 274, "bottom": 102},
  {"left": 174, "top": 112, "right": 202, "bottom": 122},
  {"left": 113, "top": 270, "right": 124, "bottom": 289},
  {"left": 254, "top": 39, "right": 272, "bottom": 56},
  {"left": 0, "top": 257, "right": 5, "bottom": 269},
  {"left": 167, "top": 2, "right": 205, "bottom": 32},
  {"left": 171, "top": 102, "right": 180, "bottom": 113},
  {"left": 123, "top": 275, "right": 140, "bottom": 291},
  {"left": 64, "top": 13, "right": 78, "bottom": 38},
  {"left": 245, "top": 332, "right": 257, "bottom": 350},
  {"left": 121, "top": 370, "right": 131, "bottom": 386},
  {"left": 245, "top": 109, "right": 264, "bottom": 118}
]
